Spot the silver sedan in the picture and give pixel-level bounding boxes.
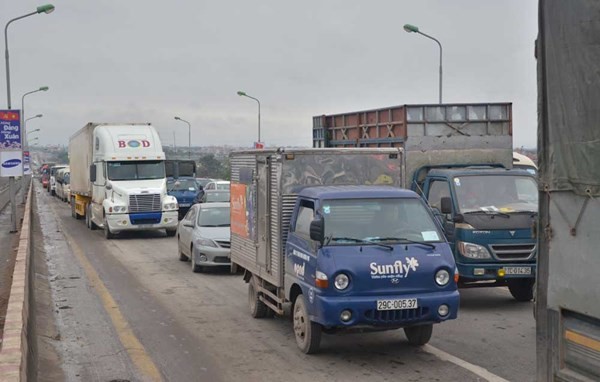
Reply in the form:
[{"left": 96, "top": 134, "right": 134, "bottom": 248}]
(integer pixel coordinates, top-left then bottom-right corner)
[{"left": 177, "top": 202, "right": 231, "bottom": 273}]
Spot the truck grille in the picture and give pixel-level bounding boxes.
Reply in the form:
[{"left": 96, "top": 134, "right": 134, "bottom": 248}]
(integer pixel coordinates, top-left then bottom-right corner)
[
  {"left": 129, "top": 194, "right": 161, "bottom": 213},
  {"left": 490, "top": 244, "right": 536, "bottom": 261},
  {"left": 216, "top": 240, "right": 230, "bottom": 249},
  {"left": 364, "top": 307, "right": 429, "bottom": 325}
]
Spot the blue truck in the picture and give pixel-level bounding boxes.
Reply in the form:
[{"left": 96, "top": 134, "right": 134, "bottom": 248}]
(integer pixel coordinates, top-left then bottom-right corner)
[
  {"left": 165, "top": 160, "right": 201, "bottom": 218},
  {"left": 230, "top": 148, "right": 459, "bottom": 353},
  {"left": 313, "top": 103, "right": 538, "bottom": 301}
]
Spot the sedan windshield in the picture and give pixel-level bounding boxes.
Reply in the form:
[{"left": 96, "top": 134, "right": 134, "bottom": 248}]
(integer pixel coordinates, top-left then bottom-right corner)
[
  {"left": 169, "top": 179, "right": 199, "bottom": 192},
  {"left": 107, "top": 160, "right": 165, "bottom": 181},
  {"left": 322, "top": 198, "right": 443, "bottom": 244},
  {"left": 197, "top": 207, "right": 230, "bottom": 227},
  {"left": 453, "top": 175, "right": 538, "bottom": 213},
  {"left": 203, "top": 191, "right": 230, "bottom": 203}
]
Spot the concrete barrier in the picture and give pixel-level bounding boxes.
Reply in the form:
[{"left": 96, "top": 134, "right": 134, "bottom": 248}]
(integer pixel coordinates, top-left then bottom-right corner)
[{"left": 0, "top": 180, "right": 33, "bottom": 381}]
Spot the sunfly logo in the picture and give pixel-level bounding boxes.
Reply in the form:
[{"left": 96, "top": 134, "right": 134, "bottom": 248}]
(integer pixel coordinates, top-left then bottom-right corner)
[
  {"left": 370, "top": 258, "right": 420, "bottom": 279},
  {"left": 117, "top": 139, "right": 150, "bottom": 148},
  {"left": 2, "top": 159, "right": 21, "bottom": 168}
]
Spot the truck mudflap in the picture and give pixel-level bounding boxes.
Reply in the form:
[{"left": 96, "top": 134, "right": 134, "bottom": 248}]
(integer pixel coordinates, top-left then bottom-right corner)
[
  {"left": 308, "top": 290, "right": 459, "bottom": 329},
  {"left": 456, "top": 262, "right": 536, "bottom": 283}
]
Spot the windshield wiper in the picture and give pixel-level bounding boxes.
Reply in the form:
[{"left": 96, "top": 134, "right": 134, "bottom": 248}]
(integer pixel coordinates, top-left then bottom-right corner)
[
  {"left": 328, "top": 236, "right": 393, "bottom": 251},
  {"left": 216, "top": 224, "right": 230, "bottom": 227},
  {"left": 369, "top": 237, "right": 436, "bottom": 249},
  {"left": 507, "top": 210, "right": 538, "bottom": 216},
  {"left": 463, "top": 210, "right": 510, "bottom": 218}
]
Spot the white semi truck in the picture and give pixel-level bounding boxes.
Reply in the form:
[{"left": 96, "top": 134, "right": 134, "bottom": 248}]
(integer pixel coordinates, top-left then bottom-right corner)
[{"left": 68, "top": 122, "right": 179, "bottom": 239}]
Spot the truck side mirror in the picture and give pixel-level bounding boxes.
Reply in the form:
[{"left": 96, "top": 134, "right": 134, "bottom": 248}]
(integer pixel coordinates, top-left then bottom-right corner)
[
  {"left": 90, "top": 164, "right": 96, "bottom": 183},
  {"left": 310, "top": 218, "right": 324, "bottom": 243},
  {"left": 441, "top": 197, "right": 452, "bottom": 214}
]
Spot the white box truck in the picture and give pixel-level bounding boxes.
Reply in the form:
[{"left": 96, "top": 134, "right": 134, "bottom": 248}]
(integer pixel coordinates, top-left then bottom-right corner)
[{"left": 68, "top": 122, "right": 179, "bottom": 239}]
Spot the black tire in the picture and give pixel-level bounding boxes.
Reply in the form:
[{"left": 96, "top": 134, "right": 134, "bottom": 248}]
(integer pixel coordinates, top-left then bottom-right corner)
[
  {"left": 508, "top": 278, "right": 535, "bottom": 302},
  {"left": 165, "top": 229, "right": 177, "bottom": 237},
  {"left": 104, "top": 218, "right": 116, "bottom": 240},
  {"left": 293, "top": 295, "right": 322, "bottom": 354},
  {"left": 404, "top": 324, "right": 433, "bottom": 346},
  {"left": 191, "top": 247, "right": 202, "bottom": 273},
  {"left": 248, "top": 277, "right": 268, "bottom": 318},
  {"left": 230, "top": 263, "right": 239, "bottom": 274},
  {"left": 51, "top": 189, "right": 55, "bottom": 196},
  {"left": 178, "top": 238, "right": 189, "bottom": 261},
  {"left": 70, "top": 198, "right": 77, "bottom": 219}
]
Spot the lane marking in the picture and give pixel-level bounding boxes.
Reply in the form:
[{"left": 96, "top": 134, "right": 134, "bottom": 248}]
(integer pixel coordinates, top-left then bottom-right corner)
[
  {"left": 49, "top": 202, "right": 163, "bottom": 382},
  {"left": 423, "top": 345, "right": 510, "bottom": 382}
]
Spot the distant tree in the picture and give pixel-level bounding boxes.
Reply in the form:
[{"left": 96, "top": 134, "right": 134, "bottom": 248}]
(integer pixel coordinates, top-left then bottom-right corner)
[{"left": 197, "top": 154, "right": 226, "bottom": 179}]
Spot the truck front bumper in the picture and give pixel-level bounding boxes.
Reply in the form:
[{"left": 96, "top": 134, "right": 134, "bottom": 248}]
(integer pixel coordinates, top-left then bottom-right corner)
[
  {"left": 311, "top": 290, "right": 459, "bottom": 329},
  {"left": 106, "top": 211, "right": 178, "bottom": 233},
  {"left": 457, "top": 262, "right": 536, "bottom": 283}
]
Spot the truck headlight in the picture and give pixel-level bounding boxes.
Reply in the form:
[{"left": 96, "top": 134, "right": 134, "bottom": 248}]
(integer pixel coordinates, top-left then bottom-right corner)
[
  {"left": 457, "top": 241, "right": 491, "bottom": 259},
  {"left": 334, "top": 273, "right": 350, "bottom": 290},
  {"left": 113, "top": 205, "right": 127, "bottom": 213},
  {"left": 163, "top": 202, "right": 178, "bottom": 211},
  {"left": 435, "top": 269, "right": 450, "bottom": 286},
  {"left": 197, "top": 238, "right": 217, "bottom": 248}
]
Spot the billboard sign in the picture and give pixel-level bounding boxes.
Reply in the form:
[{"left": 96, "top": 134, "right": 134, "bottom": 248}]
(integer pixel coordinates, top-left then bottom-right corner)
[{"left": 0, "top": 110, "right": 22, "bottom": 177}]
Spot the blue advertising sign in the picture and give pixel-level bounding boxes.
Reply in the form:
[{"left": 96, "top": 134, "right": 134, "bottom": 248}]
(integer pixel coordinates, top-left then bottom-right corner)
[{"left": 0, "top": 110, "right": 21, "bottom": 150}]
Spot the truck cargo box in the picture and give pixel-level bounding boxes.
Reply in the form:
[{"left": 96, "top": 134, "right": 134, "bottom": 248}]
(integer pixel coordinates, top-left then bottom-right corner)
[
  {"left": 68, "top": 123, "right": 95, "bottom": 197},
  {"left": 313, "top": 103, "right": 514, "bottom": 185},
  {"left": 230, "top": 148, "right": 405, "bottom": 287}
]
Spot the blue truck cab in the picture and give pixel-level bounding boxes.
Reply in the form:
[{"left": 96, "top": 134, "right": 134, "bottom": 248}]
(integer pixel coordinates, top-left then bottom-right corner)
[
  {"left": 418, "top": 166, "right": 538, "bottom": 301},
  {"left": 230, "top": 148, "right": 459, "bottom": 354}
]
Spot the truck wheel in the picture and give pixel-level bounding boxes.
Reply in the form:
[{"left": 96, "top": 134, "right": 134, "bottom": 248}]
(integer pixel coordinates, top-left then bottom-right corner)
[
  {"left": 248, "top": 277, "right": 269, "bottom": 318},
  {"left": 404, "top": 324, "right": 433, "bottom": 346},
  {"left": 104, "top": 218, "right": 116, "bottom": 240},
  {"left": 230, "top": 263, "right": 238, "bottom": 274},
  {"left": 508, "top": 278, "right": 535, "bottom": 302},
  {"left": 191, "top": 250, "right": 202, "bottom": 273},
  {"left": 165, "top": 229, "right": 177, "bottom": 237},
  {"left": 293, "top": 295, "right": 322, "bottom": 354}
]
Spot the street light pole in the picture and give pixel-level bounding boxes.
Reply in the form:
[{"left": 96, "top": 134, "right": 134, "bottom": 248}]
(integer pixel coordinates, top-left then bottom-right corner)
[
  {"left": 403, "top": 24, "right": 443, "bottom": 104},
  {"left": 174, "top": 116, "right": 191, "bottom": 159},
  {"left": 237, "top": 91, "right": 261, "bottom": 145},
  {"left": 21, "top": 87, "right": 48, "bottom": 202},
  {"left": 4, "top": 4, "right": 55, "bottom": 233}
]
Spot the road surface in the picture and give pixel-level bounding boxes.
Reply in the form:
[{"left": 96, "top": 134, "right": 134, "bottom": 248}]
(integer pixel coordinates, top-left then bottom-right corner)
[{"left": 33, "top": 185, "right": 535, "bottom": 382}]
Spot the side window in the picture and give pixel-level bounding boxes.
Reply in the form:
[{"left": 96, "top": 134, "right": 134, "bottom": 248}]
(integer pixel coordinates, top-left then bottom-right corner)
[
  {"left": 427, "top": 180, "right": 451, "bottom": 210},
  {"left": 293, "top": 200, "right": 315, "bottom": 238},
  {"left": 206, "top": 183, "right": 214, "bottom": 190}
]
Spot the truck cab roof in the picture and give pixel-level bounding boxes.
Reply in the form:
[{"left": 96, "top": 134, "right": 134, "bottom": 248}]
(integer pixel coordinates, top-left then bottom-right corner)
[
  {"left": 297, "top": 185, "right": 418, "bottom": 200},
  {"left": 425, "top": 166, "right": 535, "bottom": 178}
]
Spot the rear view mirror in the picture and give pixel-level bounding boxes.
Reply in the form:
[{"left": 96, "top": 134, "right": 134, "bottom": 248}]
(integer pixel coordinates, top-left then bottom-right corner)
[
  {"left": 89, "top": 164, "right": 96, "bottom": 183},
  {"left": 310, "top": 218, "right": 324, "bottom": 243},
  {"left": 441, "top": 197, "right": 452, "bottom": 214}
]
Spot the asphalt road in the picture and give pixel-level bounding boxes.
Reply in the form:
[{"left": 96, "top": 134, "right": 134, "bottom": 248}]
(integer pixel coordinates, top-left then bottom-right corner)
[{"left": 35, "top": 187, "right": 535, "bottom": 382}]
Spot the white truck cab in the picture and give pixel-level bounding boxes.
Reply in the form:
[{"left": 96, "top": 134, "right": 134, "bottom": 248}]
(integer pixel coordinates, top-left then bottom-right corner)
[{"left": 69, "top": 123, "right": 178, "bottom": 239}]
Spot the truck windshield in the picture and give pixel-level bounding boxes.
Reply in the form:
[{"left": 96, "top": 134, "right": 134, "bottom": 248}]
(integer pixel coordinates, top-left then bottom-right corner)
[
  {"left": 322, "top": 198, "right": 443, "bottom": 244},
  {"left": 107, "top": 160, "right": 165, "bottom": 181},
  {"left": 453, "top": 175, "right": 538, "bottom": 213}
]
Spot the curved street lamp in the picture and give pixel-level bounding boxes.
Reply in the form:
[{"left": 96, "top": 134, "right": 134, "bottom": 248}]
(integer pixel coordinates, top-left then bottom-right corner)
[
  {"left": 3, "top": 4, "right": 55, "bottom": 232},
  {"left": 27, "top": 128, "right": 40, "bottom": 136},
  {"left": 237, "top": 91, "right": 261, "bottom": 145},
  {"left": 26, "top": 114, "right": 43, "bottom": 123},
  {"left": 404, "top": 23, "right": 443, "bottom": 104},
  {"left": 174, "top": 116, "right": 191, "bottom": 159}
]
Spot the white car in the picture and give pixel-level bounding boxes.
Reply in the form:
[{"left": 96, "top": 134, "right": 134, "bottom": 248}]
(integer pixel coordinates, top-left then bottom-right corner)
[
  {"left": 177, "top": 202, "right": 231, "bottom": 273},
  {"left": 203, "top": 180, "right": 230, "bottom": 191}
]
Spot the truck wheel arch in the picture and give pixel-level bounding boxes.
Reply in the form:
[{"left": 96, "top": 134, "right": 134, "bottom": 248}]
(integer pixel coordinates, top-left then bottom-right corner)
[{"left": 289, "top": 284, "right": 303, "bottom": 305}]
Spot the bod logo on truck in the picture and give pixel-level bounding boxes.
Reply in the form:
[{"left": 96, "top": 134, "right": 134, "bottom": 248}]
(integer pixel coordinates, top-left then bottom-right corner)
[
  {"left": 1, "top": 159, "right": 21, "bottom": 168},
  {"left": 117, "top": 139, "right": 150, "bottom": 148},
  {"left": 370, "top": 258, "right": 420, "bottom": 279}
]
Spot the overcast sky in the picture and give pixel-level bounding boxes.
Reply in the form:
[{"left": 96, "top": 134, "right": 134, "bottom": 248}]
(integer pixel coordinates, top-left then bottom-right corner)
[{"left": 1, "top": 1, "right": 538, "bottom": 148}]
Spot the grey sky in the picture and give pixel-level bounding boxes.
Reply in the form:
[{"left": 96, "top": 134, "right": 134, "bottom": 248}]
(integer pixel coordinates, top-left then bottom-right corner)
[{"left": 2, "top": 1, "right": 538, "bottom": 148}]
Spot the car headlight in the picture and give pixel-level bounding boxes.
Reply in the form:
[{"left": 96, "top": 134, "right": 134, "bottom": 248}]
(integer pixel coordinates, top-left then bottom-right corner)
[
  {"left": 163, "top": 202, "right": 178, "bottom": 211},
  {"left": 435, "top": 269, "right": 450, "bottom": 286},
  {"left": 457, "top": 241, "right": 491, "bottom": 259},
  {"left": 197, "top": 238, "right": 217, "bottom": 248},
  {"left": 334, "top": 273, "right": 350, "bottom": 290}
]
